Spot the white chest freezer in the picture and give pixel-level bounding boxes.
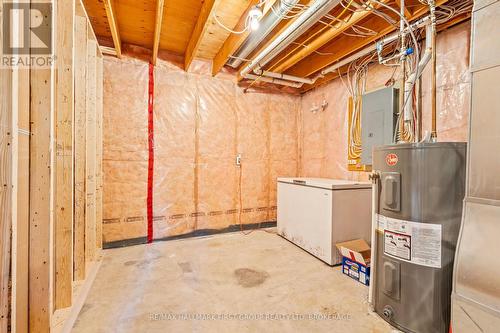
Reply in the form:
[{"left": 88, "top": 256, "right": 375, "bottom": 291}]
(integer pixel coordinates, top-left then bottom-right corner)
[{"left": 277, "top": 178, "right": 372, "bottom": 265}]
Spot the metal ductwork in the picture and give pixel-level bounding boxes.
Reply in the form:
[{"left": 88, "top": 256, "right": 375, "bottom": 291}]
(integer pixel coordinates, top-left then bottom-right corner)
[
  {"left": 227, "top": 0, "right": 299, "bottom": 68},
  {"left": 241, "top": 0, "right": 340, "bottom": 77}
]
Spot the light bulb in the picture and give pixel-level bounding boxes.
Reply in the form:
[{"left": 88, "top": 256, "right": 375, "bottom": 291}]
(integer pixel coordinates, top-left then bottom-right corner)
[
  {"left": 250, "top": 18, "right": 260, "bottom": 31},
  {"left": 248, "top": 5, "right": 263, "bottom": 31}
]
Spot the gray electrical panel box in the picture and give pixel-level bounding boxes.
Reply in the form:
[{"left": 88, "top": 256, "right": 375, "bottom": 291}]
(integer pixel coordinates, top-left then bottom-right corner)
[{"left": 361, "top": 87, "right": 399, "bottom": 165}]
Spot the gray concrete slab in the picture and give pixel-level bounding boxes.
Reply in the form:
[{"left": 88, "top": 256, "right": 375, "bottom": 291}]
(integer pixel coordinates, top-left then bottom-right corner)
[{"left": 72, "top": 229, "right": 394, "bottom": 332}]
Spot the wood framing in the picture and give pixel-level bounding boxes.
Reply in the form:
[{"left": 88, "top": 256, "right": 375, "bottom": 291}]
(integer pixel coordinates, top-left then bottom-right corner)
[
  {"left": 269, "top": 0, "right": 390, "bottom": 73},
  {"left": 103, "top": 0, "right": 122, "bottom": 58},
  {"left": 74, "top": 15, "right": 88, "bottom": 282},
  {"left": 95, "top": 55, "right": 104, "bottom": 252},
  {"left": 297, "top": 0, "right": 450, "bottom": 91},
  {"left": 211, "top": 0, "right": 262, "bottom": 76},
  {"left": 54, "top": 0, "right": 75, "bottom": 310},
  {"left": 13, "top": 67, "right": 31, "bottom": 333},
  {"left": 29, "top": 67, "right": 53, "bottom": 333},
  {"left": 0, "top": 1, "right": 13, "bottom": 329},
  {"left": 184, "top": 0, "right": 221, "bottom": 70},
  {"left": 152, "top": 0, "right": 165, "bottom": 65},
  {"left": 395, "top": 0, "right": 411, "bottom": 18},
  {"left": 85, "top": 39, "right": 97, "bottom": 267}
]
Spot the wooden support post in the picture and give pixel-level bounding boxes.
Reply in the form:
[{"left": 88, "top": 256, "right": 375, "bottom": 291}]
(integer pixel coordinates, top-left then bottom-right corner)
[
  {"left": 29, "top": 63, "right": 53, "bottom": 333},
  {"left": 74, "top": 15, "right": 88, "bottom": 281},
  {"left": 54, "top": 0, "right": 75, "bottom": 310},
  {"left": 0, "top": 2, "right": 13, "bottom": 329},
  {"left": 85, "top": 39, "right": 97, "bottom": 267},
  {"left": 12, "top": 67, "right": 31, "bottom": 333},
  {"left": 95, "top": 55, "right": 103, "bottom": 252}
]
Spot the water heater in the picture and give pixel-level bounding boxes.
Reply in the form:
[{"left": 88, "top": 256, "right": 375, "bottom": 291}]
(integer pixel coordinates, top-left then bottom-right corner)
[{"left": 372, "top": 143, "right": 466, "bottom": 333}]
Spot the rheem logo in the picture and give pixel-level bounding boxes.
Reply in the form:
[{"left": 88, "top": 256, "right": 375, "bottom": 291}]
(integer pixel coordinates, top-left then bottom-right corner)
[{"left": 386, "top": 153, "right": 398, "bottom": 166}]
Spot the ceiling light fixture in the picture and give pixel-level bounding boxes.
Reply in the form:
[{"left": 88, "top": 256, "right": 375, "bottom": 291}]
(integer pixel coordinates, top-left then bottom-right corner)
[{"left": 248, "top": 5, "right": 263, "bottom": 31}]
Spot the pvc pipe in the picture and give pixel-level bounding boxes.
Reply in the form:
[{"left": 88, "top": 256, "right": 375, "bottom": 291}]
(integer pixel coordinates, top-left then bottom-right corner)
[
  {"left": 404, "top": 25, "right": 432, "bottom": 121},
  {"left": 253, "top": 69, "right": 316, "bottom": 85},
  {"left": 368, "top": 173, "right": 380, "bottom": 310},
  {"left": 242, "top": 73, "right": 303, "bottom": 88},
  {"left": 321, "top": 16, "right": 430, "bottom": 76},
  {"left": 241, "top": 0, "right": 340, "bottom": 77},
  {"left": 430, "top": 1, "right": 438, "bottom": 141}
]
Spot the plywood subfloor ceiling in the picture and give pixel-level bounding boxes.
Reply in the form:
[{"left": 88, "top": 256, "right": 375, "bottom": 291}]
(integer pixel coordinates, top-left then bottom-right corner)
[{"left": 83, "top": 0, "right": 472, "bottom": 92}]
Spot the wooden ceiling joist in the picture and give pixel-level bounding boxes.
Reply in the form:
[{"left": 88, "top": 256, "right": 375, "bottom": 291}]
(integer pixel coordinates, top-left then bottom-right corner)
[
  {"left": 211, "top": 0, "right": 261, "bottom": 76},
  {"left": 152, "top": 0, "right": 165, "bottom": 65},
  {"left": 211, "top": 0, "right": 280, "bottom": 76},
  {"left": 395, "top": 0, "right": 412, "bottom": 18},
  {"left": 184, "top": 0, "right": 221, "bottom": 71},
  {"left": 298, "top": 0, "right": 451, "bottom": 92},
  {"left": 269, "top": 0, "right": 392, "bottom": 73},
  {"left": 103, "top": 0, "right": 122, "bottom": 58}
]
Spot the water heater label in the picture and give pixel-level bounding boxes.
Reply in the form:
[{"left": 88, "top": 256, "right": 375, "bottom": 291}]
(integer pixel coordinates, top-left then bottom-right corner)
[
  {"left": 378, "top": 215, "right": 442, "bottom": 268},
  {"left": 386, "top": 153, "right": 399, "bottom": 166}
]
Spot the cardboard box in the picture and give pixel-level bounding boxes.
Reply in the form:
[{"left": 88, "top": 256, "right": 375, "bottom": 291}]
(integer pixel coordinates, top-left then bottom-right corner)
[{"left": 336, "top": 239, "right": 371, "bottom": 286}]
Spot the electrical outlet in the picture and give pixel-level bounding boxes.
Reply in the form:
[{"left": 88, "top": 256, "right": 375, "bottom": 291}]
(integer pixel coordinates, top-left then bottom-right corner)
[{"left": 236, "top": 154, "right": 241, "bottom": 166}]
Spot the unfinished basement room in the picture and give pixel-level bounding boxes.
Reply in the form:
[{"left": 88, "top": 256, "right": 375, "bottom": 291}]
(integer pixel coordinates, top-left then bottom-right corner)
[{"left": 1, "top": 0, "right": 499, "bottom": 332}]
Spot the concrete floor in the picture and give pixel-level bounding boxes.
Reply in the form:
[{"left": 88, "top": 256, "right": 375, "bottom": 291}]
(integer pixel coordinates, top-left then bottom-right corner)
[{"left": 72, "top": 229, "right": 394, "bottom": 332}]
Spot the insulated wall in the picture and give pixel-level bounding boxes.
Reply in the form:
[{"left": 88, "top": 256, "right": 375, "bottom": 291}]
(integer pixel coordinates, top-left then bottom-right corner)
[
  {"left": 300, "top": 22, "right": 471, "bottom": 180},
  {"left": 102, "top": 57, "right": 301, "bottom": 245}
]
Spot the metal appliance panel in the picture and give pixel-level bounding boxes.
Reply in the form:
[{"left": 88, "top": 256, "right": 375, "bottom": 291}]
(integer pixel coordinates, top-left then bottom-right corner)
[
  {"left": 373, "top": 143, "right": 466, "bottom": 333},
  {"left": 361, "top": 87, "right": 399, "bottom": 165}
]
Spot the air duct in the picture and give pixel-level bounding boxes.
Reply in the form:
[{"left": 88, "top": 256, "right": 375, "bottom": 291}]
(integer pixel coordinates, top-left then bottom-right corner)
[
  {"left": 241, "top": 0, "right": 340, "bottom": 77},
  {"left": 227, "top": 0, "right": 300, "bottom": 68}
]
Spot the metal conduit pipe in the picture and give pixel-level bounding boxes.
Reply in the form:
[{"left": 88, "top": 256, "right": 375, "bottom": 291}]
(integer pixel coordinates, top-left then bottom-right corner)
[
  {"left": 228, "top": 0, "right": 300, "bottom": 68},
  {"left": 240, "top": 0, "right": 340, "bottom": 77}
]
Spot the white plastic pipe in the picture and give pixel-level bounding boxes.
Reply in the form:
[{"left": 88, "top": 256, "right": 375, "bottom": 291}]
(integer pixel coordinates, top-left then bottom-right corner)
[
  {"left": 243, "top": 73, "right": 303, "bottom": 88},
  {"left": 321, "top": 16, "right": 430, "bottom": 77},
  {"left": 403, "top": 24, "right": 432, "bottom": 121},
  {"left": 368, "top": 175, "right": 379, "bottom": 310},
  {"left": 253, "top": 69, "right": 316, "bottom": 85}
]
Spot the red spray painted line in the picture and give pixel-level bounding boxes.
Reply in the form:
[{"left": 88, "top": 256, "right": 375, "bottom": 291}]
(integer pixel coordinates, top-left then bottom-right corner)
[{"left": 147, "top": 63, "right": 155, "bottom": 243}]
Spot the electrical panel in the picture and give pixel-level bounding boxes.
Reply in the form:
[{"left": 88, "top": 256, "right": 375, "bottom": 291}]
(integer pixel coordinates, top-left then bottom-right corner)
[{"left": 361, "top": 87, "right": 399, "bottom": 165}]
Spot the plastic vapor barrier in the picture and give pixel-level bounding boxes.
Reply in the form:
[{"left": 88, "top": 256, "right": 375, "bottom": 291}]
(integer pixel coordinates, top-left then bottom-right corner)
[
  {"left": 300, "top": 22, "right": 471, "bottom": 181},
  {"left": 102, "top": 57, "right": 301, "bottom": 245},
  {"left": 102, "top": 22, "right": 470, "bottom": 247},
  {"left": 102, "top": 57, "right": 149, "bottom": 244}
]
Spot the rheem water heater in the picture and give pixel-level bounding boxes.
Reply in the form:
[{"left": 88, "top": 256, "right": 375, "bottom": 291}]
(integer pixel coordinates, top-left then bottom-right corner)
[{"left": 372, "top": 142, "right": 466, "bottom": 333}]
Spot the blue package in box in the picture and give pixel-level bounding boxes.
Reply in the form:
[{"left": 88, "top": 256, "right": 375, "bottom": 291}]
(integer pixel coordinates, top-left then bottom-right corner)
[{"left": 336, "top": 239, "right": 371, "bottom": 286}]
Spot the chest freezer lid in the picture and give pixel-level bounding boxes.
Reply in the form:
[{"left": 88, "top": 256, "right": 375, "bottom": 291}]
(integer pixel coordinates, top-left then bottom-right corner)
[{"left": 278, "top": 177, "right": 372, "bottom": 190}]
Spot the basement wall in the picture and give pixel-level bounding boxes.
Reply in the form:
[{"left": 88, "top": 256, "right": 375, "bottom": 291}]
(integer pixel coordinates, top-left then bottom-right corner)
[
  {"left": 102, "top": 21, "right": 471, "bottom": 246},
  {"left": 102, "top": 57, "right": 301, "bottom": 245},
  {"left": 300, "top": 21, "right": 471, "bottom": 180}
]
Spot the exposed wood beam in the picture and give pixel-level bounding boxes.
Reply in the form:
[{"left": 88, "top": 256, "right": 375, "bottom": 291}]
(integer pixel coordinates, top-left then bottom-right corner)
[
  {"left": 103, "top": 0, "right": 122, "bottom": 58},
  {"left": 185, "top": 0, "right": 221, "bottom": 71},
  {"left": 289, "top": 0, "right": 449, "bottom": 80},
  {"left": 152, "top": 0, "right": 165, "bottom": 65},
  {"left": 394, "top": 0, "right": 411, "bottom": 18},
  {"left": 211, "top": 0, "right": 260, "bottom": 76},
  {"left": 211, "top": 0, "right": 279, "bottom": 76},
  {"left": 270, "top": 0, "right": 391, "bottom": 73}
]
